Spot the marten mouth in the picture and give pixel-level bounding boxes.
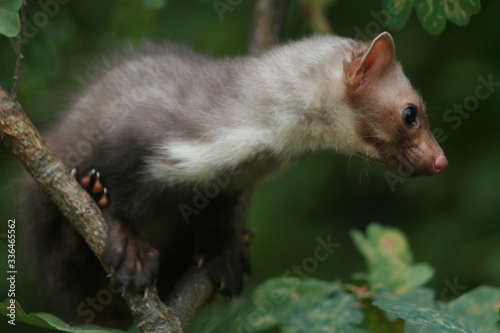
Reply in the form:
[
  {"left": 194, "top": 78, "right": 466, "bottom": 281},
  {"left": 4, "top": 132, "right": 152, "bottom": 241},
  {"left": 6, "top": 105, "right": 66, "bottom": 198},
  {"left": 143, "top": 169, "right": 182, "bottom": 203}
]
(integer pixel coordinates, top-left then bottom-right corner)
[
  {"left": 385, "top": 156, "right": 439, "bottom": 178},
  {"left": 356, "top": 152, "right": 425, "bottom": 177}
]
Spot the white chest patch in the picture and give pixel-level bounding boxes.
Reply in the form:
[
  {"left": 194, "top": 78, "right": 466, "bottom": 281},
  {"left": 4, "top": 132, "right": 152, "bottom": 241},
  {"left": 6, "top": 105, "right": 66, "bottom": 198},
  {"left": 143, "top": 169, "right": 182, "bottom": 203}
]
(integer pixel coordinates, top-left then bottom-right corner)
[{"left": 146, "top": 126, "right": 285, "bottom": 185}]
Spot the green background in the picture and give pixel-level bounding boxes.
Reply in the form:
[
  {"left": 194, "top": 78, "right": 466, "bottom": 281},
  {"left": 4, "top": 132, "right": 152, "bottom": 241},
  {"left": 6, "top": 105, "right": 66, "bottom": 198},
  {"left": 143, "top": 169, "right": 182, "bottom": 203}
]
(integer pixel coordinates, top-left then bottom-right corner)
[{"left": 0, "top": 0, "right": 498, "bottom": 332}]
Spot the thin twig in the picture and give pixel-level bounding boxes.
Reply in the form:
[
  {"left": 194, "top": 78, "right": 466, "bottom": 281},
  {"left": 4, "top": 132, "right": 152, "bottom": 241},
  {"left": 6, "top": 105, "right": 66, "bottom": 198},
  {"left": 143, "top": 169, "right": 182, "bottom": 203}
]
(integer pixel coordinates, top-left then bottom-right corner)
[
  {"left": 166, "top": 267, "right": 216, "bottom": 330},
  {"left": 300, "top": 0, "right": 334, "bottom": 34},
  {"left": 11, "top": 0, "right": 27, "bottom": 100},
  {"left": 249, "top": 0, "right": 290, "bottom": 56}
]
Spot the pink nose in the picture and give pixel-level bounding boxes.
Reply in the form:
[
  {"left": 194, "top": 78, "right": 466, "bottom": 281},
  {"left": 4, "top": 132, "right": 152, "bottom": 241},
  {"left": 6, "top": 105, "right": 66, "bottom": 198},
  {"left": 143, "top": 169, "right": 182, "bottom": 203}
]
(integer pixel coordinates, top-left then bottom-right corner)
[{"left": 433, "top": 155, "right": 448, "bottom": 173}]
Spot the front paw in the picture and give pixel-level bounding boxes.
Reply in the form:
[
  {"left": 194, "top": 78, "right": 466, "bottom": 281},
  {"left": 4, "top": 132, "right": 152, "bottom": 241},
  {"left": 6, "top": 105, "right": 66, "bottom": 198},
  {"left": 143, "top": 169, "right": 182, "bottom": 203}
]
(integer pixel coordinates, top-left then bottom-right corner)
[
  {"left": 71, "top": 168, "right": 109, "bottom": 208},
  {"left": 195, "top": 230, "right": 252, "bottom": 296},
  {"left": 103, "top": 222, "right": 160, "bottom": 291}
]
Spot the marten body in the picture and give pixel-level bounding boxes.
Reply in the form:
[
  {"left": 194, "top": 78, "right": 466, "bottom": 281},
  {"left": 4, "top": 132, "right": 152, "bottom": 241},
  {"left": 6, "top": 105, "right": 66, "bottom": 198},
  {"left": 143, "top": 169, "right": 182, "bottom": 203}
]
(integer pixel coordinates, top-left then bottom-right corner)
[{"left": 22, "top": 32, "right": 447, "bottom": 328}]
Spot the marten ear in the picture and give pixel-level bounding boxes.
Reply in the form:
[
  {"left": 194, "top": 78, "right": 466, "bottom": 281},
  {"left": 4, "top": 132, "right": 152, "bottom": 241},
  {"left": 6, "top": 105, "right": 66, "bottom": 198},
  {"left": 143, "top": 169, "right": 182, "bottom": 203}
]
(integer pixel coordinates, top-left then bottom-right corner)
[{"left": 346, "top": 32, "right": 395, "bottom": 91}]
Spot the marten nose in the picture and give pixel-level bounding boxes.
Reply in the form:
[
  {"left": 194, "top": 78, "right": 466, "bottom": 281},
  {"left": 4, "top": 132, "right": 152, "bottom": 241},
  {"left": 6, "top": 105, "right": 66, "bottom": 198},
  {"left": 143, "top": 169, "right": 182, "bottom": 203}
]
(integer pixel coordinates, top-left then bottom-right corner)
[{"left": 433, "top": 155, "right": 448, "bottom": 173}]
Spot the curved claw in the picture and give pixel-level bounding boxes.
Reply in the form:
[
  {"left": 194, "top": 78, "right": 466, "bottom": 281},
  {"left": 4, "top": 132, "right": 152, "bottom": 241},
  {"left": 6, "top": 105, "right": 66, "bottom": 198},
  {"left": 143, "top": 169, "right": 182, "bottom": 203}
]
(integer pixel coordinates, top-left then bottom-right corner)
[
  {"left": 98, "top": 188, "right": 110, "bottom": 208},
  {"left": 92, "top": 172, "right": 104, "bottom": 193},
  {"left": 80, "top": 169, "right": 96, "bottom": 187}
]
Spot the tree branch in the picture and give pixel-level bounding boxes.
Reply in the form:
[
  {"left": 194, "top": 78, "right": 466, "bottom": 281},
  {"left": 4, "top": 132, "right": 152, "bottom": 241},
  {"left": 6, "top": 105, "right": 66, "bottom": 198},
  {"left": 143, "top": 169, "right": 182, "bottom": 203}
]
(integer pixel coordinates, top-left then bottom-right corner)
[
  {"left": 165, "top": 268, "right": 215, "bottom": 330},
  {"left": 249, "top": 0, "right": 290, "bottom": 55}
]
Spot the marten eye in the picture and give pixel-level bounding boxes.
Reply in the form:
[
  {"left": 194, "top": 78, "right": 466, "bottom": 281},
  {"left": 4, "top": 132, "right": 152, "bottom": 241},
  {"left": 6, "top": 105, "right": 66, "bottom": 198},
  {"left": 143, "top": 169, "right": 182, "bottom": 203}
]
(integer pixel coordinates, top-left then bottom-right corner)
[{"left": 403, "top": 106, "right": 418, "bottom": 127}]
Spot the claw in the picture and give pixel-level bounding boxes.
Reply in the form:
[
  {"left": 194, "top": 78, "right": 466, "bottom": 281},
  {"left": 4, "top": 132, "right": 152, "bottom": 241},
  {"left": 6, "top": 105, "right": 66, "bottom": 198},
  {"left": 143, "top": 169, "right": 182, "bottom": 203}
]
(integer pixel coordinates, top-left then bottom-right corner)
[
  {"left": 92, "top": 172, "right": 104, "bottom": 193},
  {"left": 80, "top": 169, "right": 96, "bottom": 187},
  {"left": 70, "top": 168, "right": 78, "bottom": 178},
  {"left": 219, "top": 279, "right": 226, "bottom": 291},
  {"left": 98, "top": 188, "right": 110, "bottom": 208}
]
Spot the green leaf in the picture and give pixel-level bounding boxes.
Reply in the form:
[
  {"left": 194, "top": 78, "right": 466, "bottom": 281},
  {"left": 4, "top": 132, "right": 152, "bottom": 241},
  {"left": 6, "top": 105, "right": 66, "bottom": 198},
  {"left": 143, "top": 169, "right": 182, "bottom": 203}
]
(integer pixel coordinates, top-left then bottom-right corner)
[
  {"left": 246, "top": 278, "right": 340, "bottom": 331},
  {"left": 383, "top": 0, "right": 414, "bottom": 31},
  {"left": 0, "top": 299, "right": 131, "bottom": 332},
  {"left": 443, "top": 0, "right": 481, "bottom": 26},
  {"left": 1, "top": 299, "right": 56, "bottom": 330},
  {"left": 246, "top": 278, "right": 368, "bottom": 332},
  {"left": 382, "top": 0, "right": 481, "bottom": 34},
  {"left": 0, "top": 0, "right": 22, "bottom": 37},
  {"left": 374, "top": 298, "right": 476, "bottom": 333},
  {"left": 446, "top": 285, "right": 500, "bottom": 333},
  {"left": 371, "top": 288, "right": 436, "bottom": 332},
  {"left": 415, "top": 0, "right": 448, "bottom": 35},
  {"left": 282, "top": 293, "right": 367, "bottom": 333},
  {"left": 374, "top": 286, "right": 500, "bottom": 333},
  {"left": 351, "top": 223, "right": 434, "bottom": 294}
]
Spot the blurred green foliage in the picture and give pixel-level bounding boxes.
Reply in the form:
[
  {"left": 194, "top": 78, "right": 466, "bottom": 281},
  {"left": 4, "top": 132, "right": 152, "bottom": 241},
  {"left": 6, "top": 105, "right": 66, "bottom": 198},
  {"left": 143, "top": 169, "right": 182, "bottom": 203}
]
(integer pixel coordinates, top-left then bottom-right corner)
[
  {"left": 237, "top": 224, "right": 499, "bottom": 332},
  {"left": 382, "top": 0, "right": 481, "bottom": 34},
  {"left": 4, "top": 224, "right": 497, "bottom": 332},
  {"left": 0, "top": 0, "right": 22, "bottom": 37},
  {"left": 0, "top": 0, "right": 498, "bottom": 332}
]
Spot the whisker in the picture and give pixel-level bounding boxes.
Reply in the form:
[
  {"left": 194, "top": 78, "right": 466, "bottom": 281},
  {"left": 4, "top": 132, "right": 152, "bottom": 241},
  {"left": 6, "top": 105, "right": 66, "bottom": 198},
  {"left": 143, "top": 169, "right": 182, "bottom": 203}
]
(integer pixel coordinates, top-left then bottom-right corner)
[{"left": 347, "top": 152, "right": 356, "bottom": 171}]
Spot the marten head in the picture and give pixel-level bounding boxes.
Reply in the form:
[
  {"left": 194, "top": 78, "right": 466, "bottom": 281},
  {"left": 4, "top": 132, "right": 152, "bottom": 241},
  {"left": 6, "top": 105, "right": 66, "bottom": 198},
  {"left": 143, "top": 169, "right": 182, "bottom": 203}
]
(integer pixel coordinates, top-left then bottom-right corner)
[{"left": 343, "top": 32, "right": 447, "bottom": 176}]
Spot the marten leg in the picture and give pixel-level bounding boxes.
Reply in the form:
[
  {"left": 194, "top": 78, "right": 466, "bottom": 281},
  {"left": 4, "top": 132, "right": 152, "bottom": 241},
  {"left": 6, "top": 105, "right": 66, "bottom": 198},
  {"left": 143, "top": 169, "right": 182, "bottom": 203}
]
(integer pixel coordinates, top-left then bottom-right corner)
[
  {"left": 190, "top": 190, "right": 253, "bottom": 296},
  {"left": 103, "top": 216, "right": 160, "bottom": 291},
  {"left": 71, "top": 167, "right": 159, "bottom": 291}
]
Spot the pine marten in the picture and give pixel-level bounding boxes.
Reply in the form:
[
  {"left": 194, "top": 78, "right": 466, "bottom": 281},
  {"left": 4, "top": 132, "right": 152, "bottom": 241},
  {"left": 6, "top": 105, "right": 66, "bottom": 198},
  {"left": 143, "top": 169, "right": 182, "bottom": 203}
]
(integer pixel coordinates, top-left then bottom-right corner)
[{"left": 21, "top": 32, "right": 447, "bottom": 329}]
